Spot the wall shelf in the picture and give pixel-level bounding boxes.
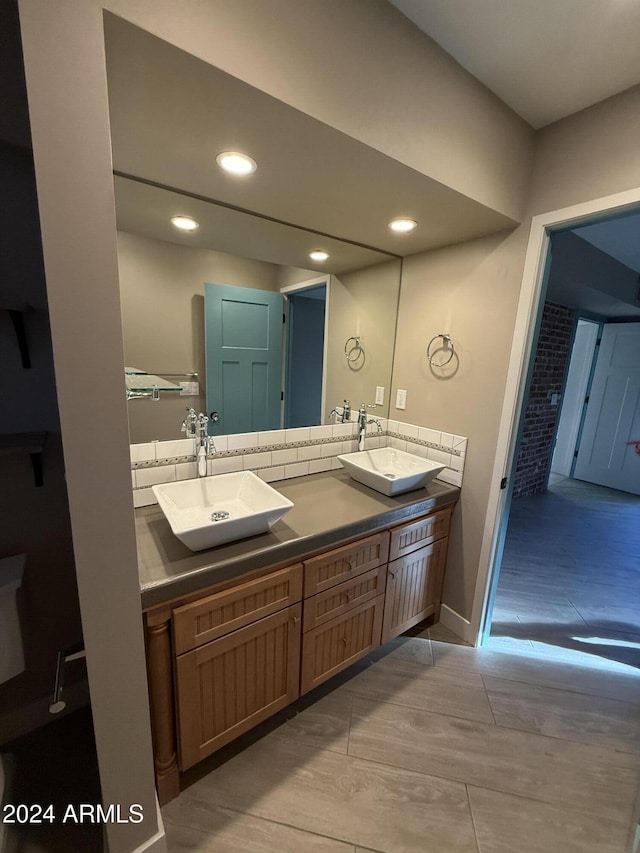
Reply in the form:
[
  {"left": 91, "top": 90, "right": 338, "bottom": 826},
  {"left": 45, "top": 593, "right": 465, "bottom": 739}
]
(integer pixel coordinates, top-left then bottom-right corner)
[
  {"left": 1, "top": 302, "right": 34, "bottom": 369},
  {"left": 0, "top": 432, "right": 47, "bottom": 487}
]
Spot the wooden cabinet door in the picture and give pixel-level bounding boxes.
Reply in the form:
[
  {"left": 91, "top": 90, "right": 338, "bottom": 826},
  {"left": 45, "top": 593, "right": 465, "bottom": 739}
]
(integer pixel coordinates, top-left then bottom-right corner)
[
  {"left": 389, "top": 507, "right": 452, "bottom": 561},
  {"left": 303, "top": 532, "right": 389, "bottom": 597},
  {"left": 173, "top": 564, "right": 303, "bottom": 654},
  {"left": 300, "top": 595, "right": 384, "bottom": 694},
  {"left": 382, "top": 538, "right": 448, "bottom": 644},
  {"left": 176, "top": 604, "right": 302, "bottom": 770}
]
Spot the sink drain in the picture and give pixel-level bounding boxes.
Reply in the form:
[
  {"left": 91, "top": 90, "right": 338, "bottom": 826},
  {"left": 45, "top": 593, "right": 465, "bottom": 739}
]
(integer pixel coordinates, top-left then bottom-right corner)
[{"left": 211, "top": 510, "right": 230, "bottom": 522}]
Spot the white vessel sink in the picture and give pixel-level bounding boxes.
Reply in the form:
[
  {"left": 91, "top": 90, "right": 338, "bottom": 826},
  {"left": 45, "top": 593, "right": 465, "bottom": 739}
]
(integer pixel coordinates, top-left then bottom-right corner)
[
  {"left": 337, "top": 447, "right": 446, "bottom": 496},
  {"left": 152, "top": 472, "right": 293, "bottom": 551}
]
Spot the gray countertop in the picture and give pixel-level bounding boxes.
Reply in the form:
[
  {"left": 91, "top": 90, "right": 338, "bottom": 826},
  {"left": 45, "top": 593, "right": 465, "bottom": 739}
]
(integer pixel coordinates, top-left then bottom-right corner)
[{"left": 136, "top": 470, "right": 459, "bottom": 609}]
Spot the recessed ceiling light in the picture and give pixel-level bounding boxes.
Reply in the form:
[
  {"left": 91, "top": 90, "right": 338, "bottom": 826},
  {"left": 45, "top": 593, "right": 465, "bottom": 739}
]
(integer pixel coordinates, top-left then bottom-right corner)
[
  {"left": 170, "top": 215, "right": 199, "bottom": 232},
  {"left": 309, "top": 250, "right": 329, "bottom": 262},
  {"left": 389, "top": 218, "right": 417, "bottom": 233},
  {"left": 216, "top": 151, "right": 257, "bottom": 175}
]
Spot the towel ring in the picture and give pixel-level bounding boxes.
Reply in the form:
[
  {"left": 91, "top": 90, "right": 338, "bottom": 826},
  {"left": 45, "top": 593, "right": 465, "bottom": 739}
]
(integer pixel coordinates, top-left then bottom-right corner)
[
  {"left": 427, "top": 333, "right": 455, "bottom": 367},
  {"left": 345, "top": 336, "right": 365, "bottom": 364}
]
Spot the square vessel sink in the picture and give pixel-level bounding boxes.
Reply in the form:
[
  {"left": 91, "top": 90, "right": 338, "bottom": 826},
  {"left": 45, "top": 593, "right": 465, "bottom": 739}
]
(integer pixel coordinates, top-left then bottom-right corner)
[
  {"left": 152, "top": 471, "right": 293, "bottom": 552},
  {"left": 337, "top": 447, "right": 446, "bottom": 497}
]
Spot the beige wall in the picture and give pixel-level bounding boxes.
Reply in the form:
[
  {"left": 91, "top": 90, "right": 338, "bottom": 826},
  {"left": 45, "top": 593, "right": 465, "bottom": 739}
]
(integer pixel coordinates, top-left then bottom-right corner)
[
  {"left": 326, "top": 261, "right": 401, "bottom": 417},
  {"left": 118, "top": 231, "right": 279, "bottom": 442},
  {"left": 392, "top": 82, "right": 640, "bottom": 622},
  {"left": 391, "top": 229, "right": 528, "bottom": 616}
]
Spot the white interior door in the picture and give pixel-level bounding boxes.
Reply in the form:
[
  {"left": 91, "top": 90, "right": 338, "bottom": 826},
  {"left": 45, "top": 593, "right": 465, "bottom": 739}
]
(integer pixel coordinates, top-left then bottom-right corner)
[{"left": 574, "top": 322, "right": 640, "bottom": 495}]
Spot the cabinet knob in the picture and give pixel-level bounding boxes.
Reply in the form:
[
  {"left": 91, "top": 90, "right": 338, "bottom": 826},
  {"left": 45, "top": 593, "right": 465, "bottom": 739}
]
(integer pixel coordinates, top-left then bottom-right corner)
[
  {"left": 389, "top": 571, "right": 395, "bottom": 579},
  {"left": 343, "top": 590, "right": 354, "bottom": 601},
  {"left": 346, "top": 558, "right": 355, "bottom": 571},
  {"left": 292, "top": 615, "right": 301, "bottom": 623},
  {"left": 342, "top": 637, "right": 348, "bottom": 645}
]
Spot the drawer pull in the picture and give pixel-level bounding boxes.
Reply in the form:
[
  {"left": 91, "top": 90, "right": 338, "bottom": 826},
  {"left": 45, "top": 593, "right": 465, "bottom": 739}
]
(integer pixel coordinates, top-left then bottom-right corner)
[
  {"left": 389, "top": 571, "right": 395, "bottom": 579},
  {"left": 342, "top": 636, "right": 348, "bottom": 645},
  {"left": 292, "top": 615, "right": 301, "bottom": 623},
  {"left": 346, "top": 558, "right": 356, "bottom": 571},
  {"left": 343, "top": 590, "right": 354, "bottom": 601}
]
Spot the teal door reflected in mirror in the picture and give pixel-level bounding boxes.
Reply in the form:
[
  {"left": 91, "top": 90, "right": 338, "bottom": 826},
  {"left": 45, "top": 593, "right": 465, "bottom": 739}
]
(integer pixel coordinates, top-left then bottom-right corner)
[{"left": 205, "top": 283, "right": 284, "bottom": 435}]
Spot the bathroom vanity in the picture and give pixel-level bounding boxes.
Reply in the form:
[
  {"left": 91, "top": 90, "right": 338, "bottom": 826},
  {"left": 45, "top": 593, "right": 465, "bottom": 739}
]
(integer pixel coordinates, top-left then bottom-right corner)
[{"left": 137, "top": 470, "right": 458, "bottom": 803}]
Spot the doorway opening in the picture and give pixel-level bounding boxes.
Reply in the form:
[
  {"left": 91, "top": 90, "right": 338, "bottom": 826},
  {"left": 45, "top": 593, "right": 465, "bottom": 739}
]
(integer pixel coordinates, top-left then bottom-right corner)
[
  {"left": 283, "top": 282, "right": 328, "bottom": 429},
  {"left": 484, "top": 210, "right": 640, "bottom": 671}
]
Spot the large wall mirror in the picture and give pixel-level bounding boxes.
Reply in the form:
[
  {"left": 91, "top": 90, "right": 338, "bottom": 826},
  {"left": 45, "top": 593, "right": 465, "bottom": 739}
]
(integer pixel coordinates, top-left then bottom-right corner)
[
  {"left": 104, "top": 13, "right": 514, "bottom": 444},
  {"left": 115, "top": 176, "right": 400, "bottom": 442}
]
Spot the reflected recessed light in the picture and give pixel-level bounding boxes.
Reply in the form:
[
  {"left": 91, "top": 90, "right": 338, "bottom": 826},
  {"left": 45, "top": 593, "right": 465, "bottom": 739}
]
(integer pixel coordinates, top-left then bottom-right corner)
[
  {"left": 309, "top": 250, "right": 329, "bottom": 262},
  {"left": 170, "top": 215, "right": 199, "bottom": 232},
  {"left": 389, "top": 218, "right": 417, "bottom": 233},
  {"left": 216, "top": 151, "right": 257, "bottom": 175}
]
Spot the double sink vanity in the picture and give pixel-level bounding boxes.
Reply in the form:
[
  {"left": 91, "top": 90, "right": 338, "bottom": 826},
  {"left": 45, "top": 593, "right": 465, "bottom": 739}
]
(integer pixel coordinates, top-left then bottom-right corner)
[{"left": 137, "top": 452, "right": 459, "bottom": 804}]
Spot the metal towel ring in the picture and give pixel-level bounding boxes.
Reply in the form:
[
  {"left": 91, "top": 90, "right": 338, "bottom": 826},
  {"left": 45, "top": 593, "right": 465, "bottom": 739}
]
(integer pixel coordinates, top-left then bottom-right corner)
[
  {"left": 345, "top": 336, "right": 365, "bottom": 364},
  {"left": 427, "top": 333, "right": 455, "bottom": 367}
]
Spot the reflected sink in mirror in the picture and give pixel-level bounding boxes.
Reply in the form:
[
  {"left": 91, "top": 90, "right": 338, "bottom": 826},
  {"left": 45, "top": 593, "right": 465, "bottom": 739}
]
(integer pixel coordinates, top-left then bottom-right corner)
[
  {"left": 337, "top": 447, "right": 445, "bottom": 496},
  {"left": 152, "top": 472, "right": 293, "bottom": 552}
]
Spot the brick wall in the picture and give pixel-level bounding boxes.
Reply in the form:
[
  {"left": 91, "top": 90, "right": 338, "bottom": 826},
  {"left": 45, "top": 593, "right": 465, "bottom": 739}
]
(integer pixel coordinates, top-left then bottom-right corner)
[{"left": 512, "top": 302, "right": 576, "bottom": 498}]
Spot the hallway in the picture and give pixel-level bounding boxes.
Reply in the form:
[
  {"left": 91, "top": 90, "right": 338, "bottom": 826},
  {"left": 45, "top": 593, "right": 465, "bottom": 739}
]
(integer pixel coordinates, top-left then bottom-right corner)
[{"left": 490, "top": 477, "right": 640, "bottom": 668}]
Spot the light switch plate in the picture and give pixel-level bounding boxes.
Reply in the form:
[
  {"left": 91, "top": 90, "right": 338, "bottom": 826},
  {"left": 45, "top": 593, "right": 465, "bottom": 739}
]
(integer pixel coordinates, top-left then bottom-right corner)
[
  {"left": 375, "top": 386, "right": 385, "bottom": 405},
  {"left": 396, "top": 389, "right": 407, "bottom": 410}
]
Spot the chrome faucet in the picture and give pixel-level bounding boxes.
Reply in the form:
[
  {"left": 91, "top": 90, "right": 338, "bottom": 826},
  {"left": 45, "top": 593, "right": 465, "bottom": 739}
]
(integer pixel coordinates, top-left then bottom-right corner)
[
  {"left": 357, "top": 403, "right": 382, "bottom": 451},
  {"left": 181, "top": 408, "right": 215, "bottom": 476},
  {"left": 330, "top": 399, "right": 352, "bottom": 424}
]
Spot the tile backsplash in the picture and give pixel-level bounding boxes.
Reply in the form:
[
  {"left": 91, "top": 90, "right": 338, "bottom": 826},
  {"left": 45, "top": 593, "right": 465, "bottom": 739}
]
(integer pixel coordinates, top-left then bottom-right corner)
[{"left": 130, "top": 419, "right": 467, "bottom": 507}]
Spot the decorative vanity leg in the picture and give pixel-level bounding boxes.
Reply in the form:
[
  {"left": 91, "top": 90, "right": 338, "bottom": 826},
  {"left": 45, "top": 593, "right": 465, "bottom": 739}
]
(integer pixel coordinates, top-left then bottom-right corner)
[{"left": 145, "top": 606, "right": 180, "bottom": 804}]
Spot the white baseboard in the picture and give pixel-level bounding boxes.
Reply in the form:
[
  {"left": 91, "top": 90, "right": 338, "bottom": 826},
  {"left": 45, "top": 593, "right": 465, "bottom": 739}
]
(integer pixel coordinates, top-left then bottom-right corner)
[
  {"left": 439, "top": 604, "right": 476, "bottom": 645},
  {"left": 130, "top": 797, "right": 166, "bottom": 853}
]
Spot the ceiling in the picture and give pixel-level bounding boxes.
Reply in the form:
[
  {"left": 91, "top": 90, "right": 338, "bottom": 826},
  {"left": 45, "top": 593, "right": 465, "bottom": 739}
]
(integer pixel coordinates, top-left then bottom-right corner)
[
  {"left": 104, "top": 14, "right": 515, "bottom": 265},
  {"left": 574, "top": 212, "right": 640, "bottom": 274},
  {"left": 389, "top": 0, "right": 640, "bottom": 129}
]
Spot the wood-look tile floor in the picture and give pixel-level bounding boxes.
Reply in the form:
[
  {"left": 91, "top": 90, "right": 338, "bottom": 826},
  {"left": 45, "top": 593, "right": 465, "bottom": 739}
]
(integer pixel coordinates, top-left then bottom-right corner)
[{"left": 162, "top": 625, "right": 640, "bottom": 852}]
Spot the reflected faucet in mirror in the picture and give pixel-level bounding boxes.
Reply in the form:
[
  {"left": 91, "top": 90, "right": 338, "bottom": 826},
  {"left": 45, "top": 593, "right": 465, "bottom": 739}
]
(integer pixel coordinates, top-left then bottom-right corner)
[
  {"left": 181, "top": 408, "right": 215, "bottom": 476},
  {"left": 330, "top": 400, "right": 351, "bottom": 423}
]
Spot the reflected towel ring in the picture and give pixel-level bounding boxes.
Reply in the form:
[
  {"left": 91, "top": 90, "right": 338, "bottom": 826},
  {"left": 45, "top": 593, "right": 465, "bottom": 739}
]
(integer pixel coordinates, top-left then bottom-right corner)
[
  {"left": 427, "top": 333, "right": 455, "bottom": 367},
  {"left": 345, "top": 336, "right": 365, "bottom": 364}
]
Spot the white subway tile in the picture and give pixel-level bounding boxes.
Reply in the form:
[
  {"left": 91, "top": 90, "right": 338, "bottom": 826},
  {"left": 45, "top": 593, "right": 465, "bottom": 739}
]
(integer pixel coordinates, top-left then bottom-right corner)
[
  {"left": 227, "top": 432, "right": 258, "bottom": 450},
  {"left": 257, "top": 466, "right": 285, "bottom": 483},
  {"left": 212, "top": 435, "right": 228, "bottom": 453},
  {"left": 310, "top": 425, "right": 332, "bottom": 440},
  {"left": 449, "top": 454, "right": 465, "bottom": 472},
  {"left": 387, "top": 419, "right": 399, "bottom": 434},
  {"left": 285, "top": 427, "right": 310, "bottom": 443},
  {"left": 131, "top": 470, "right": 136, "bottom": 488},
  {"left": 272, "top": 448, "right": 298, "bottom": 465},
  {"left": 176, "top": 461, "right": 198, "bottom": 480},
  {"left": 331, "top": 457, "right": 343, "bottom": 470},
  {"left": 452, "top": 435, "right": 468, "bottom": 452},
  {"left": 130, "top": 442, "right": 156, "bottom": 463},
  {"left": 332, "top": 423, "right": 353, "bottom": 438},
  {"left": 438, "top": 468, "right": 462, "bottom": 487},
  {"left": 207, "top": 456, "right": 243, "bottom": 475},
  {"left": 155, "top": 438, "right": 195, "bottom": 459},
  {"left": 309, "top": 458, "right": 332, "bottom": 474},
  {"left": 258, "top": 429, "right": 285, "bottom": 447},
  {"left": 133, "top": 488, "right": 157, "bottom": 508},
  {"left": 418, "top": 427, "right": 441, "bottom": 445},
  {"left": 136, "top": 465, "right": 177, "bottom": 488},
  {"left": 440, "top": 432, "right": 455, "bottom": 448},
  {"left": 321, "top": 442, "right": 338, "bottom": 458},
  {"left": 399, "top": 422, "right": 418, "bottom": 439},
  {"left": 243, "top": 451, "right": 272, "bottom": 470},
  {"left": 297, "top": 445, "right": 318, "bottom": 461},
  {"left": 407, "top": 441, "right": 427, "bottom": 458},
  {"left": 342, "top": 439, "right": 358, "bottom": 454},
  {"left": 284, "top": 461, "right": 309, "bottom": 479},
  {"left": 429, "top": 448, "right": 451, "bottom": 467},
  {"left": 390, "top": 437, "right": 407, "bottom": 452}
]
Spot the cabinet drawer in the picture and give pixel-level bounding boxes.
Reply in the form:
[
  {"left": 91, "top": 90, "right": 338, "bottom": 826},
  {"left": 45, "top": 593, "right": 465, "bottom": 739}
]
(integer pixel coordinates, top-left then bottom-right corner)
[
  {"left": 303, "top": 532, "right": 389, "bottom": 598},
  {"left": 303, "top": 565, "right": 387, "bottom": 633},
  {"left": 382, "top": 539, "right": 448, "bottom": 644},
  {"left": 300, "top": 595, "right": 384, "bottom": 694},
  {"left": 176, "top": 604, "right": 302, "bottom": 770},
  {"left": 389, "top": 506, "right": 452, "bottom": 561},
  {"left": 173, "top": 564, "right": 303, "bottom": 655}
]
